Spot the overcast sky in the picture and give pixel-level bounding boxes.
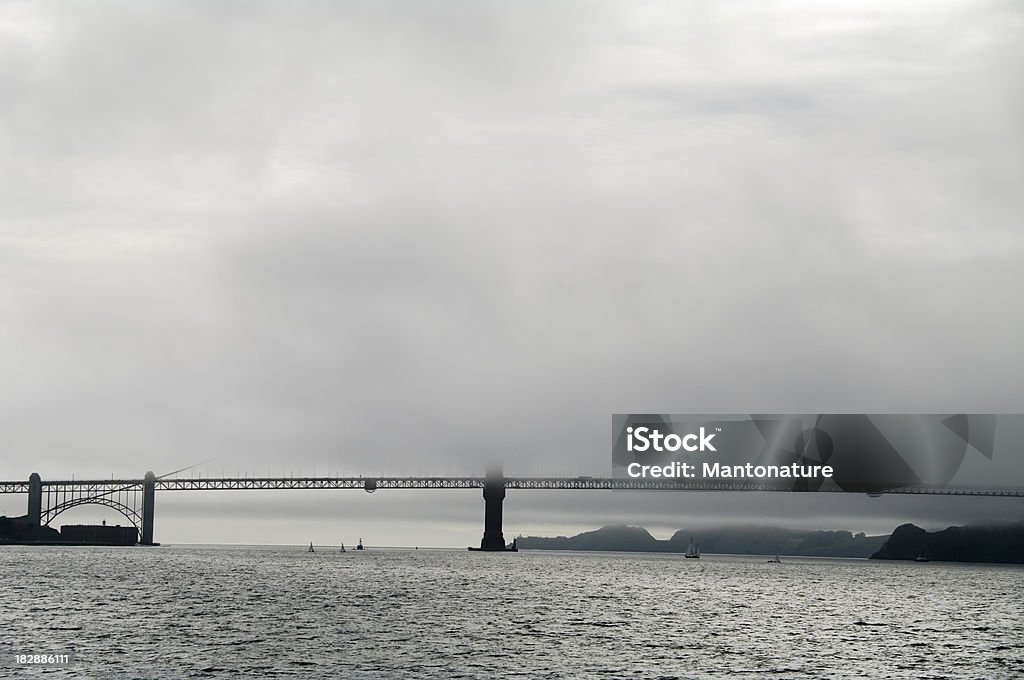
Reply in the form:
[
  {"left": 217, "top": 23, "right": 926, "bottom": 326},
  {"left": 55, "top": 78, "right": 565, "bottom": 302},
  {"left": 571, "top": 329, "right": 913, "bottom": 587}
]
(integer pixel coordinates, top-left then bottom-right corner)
[{"left": 2, "top": 1, "right": 1022, "bottom": 545}]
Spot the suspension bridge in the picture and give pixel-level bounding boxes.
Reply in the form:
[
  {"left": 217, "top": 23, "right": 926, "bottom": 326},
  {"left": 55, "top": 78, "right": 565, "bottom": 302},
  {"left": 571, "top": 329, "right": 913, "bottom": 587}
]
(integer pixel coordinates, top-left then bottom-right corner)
[{"left": 1, "top": 470, "right": 1021, "bottom": 549}]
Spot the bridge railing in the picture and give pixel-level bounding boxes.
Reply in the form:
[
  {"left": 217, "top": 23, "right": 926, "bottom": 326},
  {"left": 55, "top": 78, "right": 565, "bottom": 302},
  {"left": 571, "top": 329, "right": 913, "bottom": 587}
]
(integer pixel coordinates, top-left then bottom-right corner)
[{"left": 2, "top": 476, "right": 1023, "bottom": 496}]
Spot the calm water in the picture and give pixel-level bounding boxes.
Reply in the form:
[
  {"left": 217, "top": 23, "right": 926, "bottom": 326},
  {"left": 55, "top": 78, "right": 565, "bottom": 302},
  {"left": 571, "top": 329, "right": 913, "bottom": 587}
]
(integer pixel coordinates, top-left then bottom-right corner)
[{"left": 1, "top": 546, "right": 1021, "bottom": 679}]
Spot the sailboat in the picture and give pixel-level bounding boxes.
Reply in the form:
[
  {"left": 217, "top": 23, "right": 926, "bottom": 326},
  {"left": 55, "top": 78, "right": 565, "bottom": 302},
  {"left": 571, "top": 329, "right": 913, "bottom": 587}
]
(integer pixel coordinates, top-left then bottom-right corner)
[
  {"left": 684, "top": 537, "right": 700, "bottom": 559},
  {"left": 767, "top": 553, "right": 781, "bottom": 563},
  {"left": 340, "top": 542, "right": 346, "bottom": 553},
  {"left": 308, "top": 542, "right": 315, "bottom": 553},
  {"left": 356, "top": 538, "right": 364, "bottom": 551}
]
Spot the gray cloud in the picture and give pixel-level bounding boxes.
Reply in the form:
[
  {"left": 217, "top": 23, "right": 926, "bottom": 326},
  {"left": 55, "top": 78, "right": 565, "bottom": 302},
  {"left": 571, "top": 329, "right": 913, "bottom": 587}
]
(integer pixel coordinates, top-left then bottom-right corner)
[{"left": 1, "top": 0, "right": 1022, "bottom": 544}]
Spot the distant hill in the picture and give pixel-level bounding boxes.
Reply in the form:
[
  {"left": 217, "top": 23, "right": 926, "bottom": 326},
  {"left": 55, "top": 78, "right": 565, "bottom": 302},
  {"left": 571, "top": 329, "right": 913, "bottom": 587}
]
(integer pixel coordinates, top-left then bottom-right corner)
[
  {"left": 518, "top": 524, "right": 887, "bottom": 558},
  {"left": 522, "top": 525, "right": 668, "bottom": 553},
  {"left": 871, "top": 522, "right": 1024, "bottom": 564}
]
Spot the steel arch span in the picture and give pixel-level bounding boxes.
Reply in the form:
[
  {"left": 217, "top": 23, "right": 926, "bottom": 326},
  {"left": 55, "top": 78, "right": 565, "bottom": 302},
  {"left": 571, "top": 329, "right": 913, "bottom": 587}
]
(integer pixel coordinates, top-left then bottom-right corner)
[{"left": 41, "top": 496, "right": 143, "bottom": 539}]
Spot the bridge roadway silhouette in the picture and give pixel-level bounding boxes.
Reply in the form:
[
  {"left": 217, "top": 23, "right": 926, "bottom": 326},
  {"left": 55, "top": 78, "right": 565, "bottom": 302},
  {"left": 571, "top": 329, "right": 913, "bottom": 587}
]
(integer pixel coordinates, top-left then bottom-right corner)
[{"left": 2, "top": 471, "right": 1021, "bottom": 549}]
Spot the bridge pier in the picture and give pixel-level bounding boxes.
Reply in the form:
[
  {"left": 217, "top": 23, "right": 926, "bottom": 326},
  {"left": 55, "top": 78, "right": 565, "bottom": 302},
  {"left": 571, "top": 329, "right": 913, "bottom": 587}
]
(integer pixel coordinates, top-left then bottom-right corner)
[
  {"left": 475, "top": 466, "right": 512, "bottom": 551},
  {"left": 140, "top": 471, "right": 156, "bottom": 545},
  {"left": 27, "top": 472, "right": 41, "bottom": 526}
]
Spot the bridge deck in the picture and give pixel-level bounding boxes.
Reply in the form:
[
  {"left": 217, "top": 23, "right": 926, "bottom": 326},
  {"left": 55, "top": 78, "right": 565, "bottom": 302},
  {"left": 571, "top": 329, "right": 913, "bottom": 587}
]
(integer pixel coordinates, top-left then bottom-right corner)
[{"left": 1, "top": 477, "right": 1022, "bottom": 496}]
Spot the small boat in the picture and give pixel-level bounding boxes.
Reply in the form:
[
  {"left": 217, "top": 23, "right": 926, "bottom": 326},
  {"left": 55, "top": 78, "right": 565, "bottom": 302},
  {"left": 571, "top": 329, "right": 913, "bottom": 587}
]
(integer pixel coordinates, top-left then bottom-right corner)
[
  {"left": 915, "top": 551, "right": 930, "bottom": 562},
  {"left": 767, "top": 553, "right": 781, "bottom": 563},
  {"left": 684, "top": 537, "right": 700, "bottom": 559},
  {"left": 356, "top": 538, "right": 364, "bottom": 551},
  {"left": 308, "top": 542, "right": 315, "bottom": 553},
  {"left": 340, "top": 542, "right": 346, "bottom": 553}
]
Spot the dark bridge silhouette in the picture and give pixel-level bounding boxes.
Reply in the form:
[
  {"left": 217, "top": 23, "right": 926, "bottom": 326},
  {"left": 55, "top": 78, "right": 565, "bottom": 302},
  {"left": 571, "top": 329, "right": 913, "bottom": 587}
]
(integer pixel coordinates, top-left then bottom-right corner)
[{"left": 1, "top": 470, "right": 1020, "bottom": 548}]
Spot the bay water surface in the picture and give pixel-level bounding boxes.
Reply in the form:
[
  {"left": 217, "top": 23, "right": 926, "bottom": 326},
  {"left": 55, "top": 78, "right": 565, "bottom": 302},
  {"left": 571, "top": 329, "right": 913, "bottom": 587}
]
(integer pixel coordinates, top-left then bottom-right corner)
[{"left": 1, "top": 545, "right": 1021, "bottom": 678}]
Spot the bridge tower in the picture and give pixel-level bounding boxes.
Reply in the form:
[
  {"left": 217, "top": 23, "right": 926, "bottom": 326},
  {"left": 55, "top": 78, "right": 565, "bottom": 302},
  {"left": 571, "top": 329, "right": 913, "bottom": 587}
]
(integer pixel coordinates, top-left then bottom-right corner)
[
  {"left": 477, "top": 465, "right": 508, "bottom": 551},
  {"left": 140, "top": 471, "right": 156, "bottom": 545},
  {"left": 27, "top": 472, "right": 42, "bottom": 526}
]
